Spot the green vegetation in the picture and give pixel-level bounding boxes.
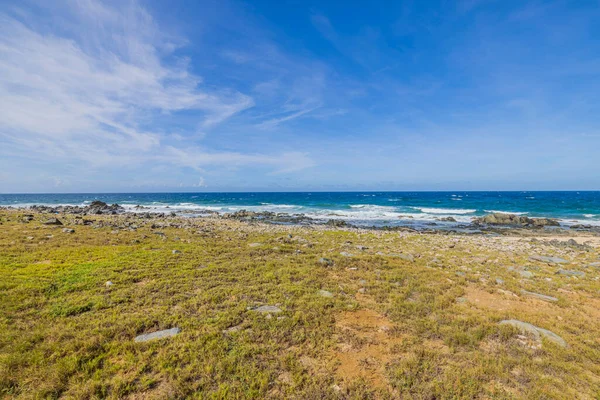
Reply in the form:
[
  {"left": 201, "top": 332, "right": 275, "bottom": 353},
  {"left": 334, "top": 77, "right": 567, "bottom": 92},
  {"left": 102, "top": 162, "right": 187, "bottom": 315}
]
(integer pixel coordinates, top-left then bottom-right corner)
[{"left": 0, "top": 210, "right": 599, "bottom": 399}]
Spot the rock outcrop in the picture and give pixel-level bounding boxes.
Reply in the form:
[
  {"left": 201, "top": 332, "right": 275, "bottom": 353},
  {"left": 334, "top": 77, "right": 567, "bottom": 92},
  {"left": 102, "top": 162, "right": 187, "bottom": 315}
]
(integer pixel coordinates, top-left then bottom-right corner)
[{"left": 473, "top": 213, "right": 559, "bottom": 227}]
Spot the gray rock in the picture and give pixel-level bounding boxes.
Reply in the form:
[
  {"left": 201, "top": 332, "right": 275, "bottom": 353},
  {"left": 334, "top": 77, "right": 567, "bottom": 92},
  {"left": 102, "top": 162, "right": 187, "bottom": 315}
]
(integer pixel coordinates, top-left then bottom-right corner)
[
  {"left": 318, "top": 290, "right": 333, "bottom": 298},
  {"left": 356, "top": 245, "right": 368, "bottom": 251},
  {"left": 499, "top": 320, "right": 566, "bottom": 347},
  {"left": 340, "top": 251, "right": 353, "bottom": 257},
  {"left": 105, "top": 281, "right": 114, "bottom": 288},
  {"left": 556, "top": 269, "right": 585, "bottom": 277},
  {"left": 249, "top": 242, "right": 263, "bottom": 247},
  {"left": 474, "top": 213, "right": 559, "bottom": 227},
  {"left": 439, "top": 216, "right": 457, "bottom": 222},
  {"left": 520, "top": 290, "right": 558, "bottom": 302},
  {"left": 529, "top": 255, "right": 569, "bottom": 264},
  {"left": 172, "top": 250, "right": 182, "bottom": 254},
  {"left": 134, "top": 327, "right": 180, "bottom": 342},
  {"left": 519, "top": 270, "right": 534, "bottom": 278},
  {"left": 62, "top": 228, "right": 75, "bottom": 233},
  {"left": 586, "top": 262, "right": 600, "bottom": 268},
  {"left": 456, "top": 297, "right": 468, "bottom": 303},
  {"left": 495, "top": 278, "right": 505, "bottom": 285},
  {"left": 43, "top": 218, "right": 63, "bottom": 226},
  {"left": 399, "top": 254, "right": 415, "bottom": 262},
  {"left": 455, "top": 271, "right": 466, "bottom": 277},
  {"left": 318, "top": 257, "right": 334, "bottom": 267},
  {"left": 251, "top": 305, "right": 282, "bottom": 313}
]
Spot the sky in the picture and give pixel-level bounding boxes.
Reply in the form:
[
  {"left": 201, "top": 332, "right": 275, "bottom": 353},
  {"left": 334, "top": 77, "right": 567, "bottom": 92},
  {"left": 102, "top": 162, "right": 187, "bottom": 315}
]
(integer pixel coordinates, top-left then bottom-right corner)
[{"left": 0, "top": 0, "right": 599, "bottom": 193}]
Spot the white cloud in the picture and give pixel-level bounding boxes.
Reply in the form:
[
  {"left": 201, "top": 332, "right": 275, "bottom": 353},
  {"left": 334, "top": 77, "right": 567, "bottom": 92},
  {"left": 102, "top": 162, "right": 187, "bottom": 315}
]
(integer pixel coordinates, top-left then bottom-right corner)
[{"left": 0, "top": 0, "right": 313, "bottom": 181}]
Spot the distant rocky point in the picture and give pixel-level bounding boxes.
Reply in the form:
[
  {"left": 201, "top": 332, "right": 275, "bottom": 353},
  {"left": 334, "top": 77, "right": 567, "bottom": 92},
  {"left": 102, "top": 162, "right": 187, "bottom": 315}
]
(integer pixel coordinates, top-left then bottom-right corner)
[{"left": 473, "top": 212, "right": 559, "bottom": 227}]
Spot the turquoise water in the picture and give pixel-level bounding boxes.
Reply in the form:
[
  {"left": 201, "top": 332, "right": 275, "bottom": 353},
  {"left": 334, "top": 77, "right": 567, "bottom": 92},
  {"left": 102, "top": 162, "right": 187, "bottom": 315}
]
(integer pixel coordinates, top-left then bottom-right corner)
[{"left": 1, "top": 192, "right": 599, "bottom": 227}]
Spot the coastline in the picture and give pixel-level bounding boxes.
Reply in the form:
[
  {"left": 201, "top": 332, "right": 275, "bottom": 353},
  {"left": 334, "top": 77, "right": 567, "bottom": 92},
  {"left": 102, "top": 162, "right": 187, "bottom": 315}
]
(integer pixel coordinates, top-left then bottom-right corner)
[{"left": 4, "top": 201, "right": 600, "bottom": 235}]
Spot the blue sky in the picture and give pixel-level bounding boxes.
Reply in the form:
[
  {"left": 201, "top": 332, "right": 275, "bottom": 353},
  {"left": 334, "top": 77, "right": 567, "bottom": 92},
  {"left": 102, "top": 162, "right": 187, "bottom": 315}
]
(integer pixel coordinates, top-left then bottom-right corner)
[{"left": 0, "top": 0, "right": 599, "bottom": 192}]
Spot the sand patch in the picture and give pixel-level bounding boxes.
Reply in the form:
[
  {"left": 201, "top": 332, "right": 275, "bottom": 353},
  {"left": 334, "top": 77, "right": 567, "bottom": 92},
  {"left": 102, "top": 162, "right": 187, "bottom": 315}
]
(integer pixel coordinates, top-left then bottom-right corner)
[
  {"left": 463, "top": 286, "right": 557, "bottom": 314},
  {"left": 332, "top": 308, "right": 401, "bottom": 388}
]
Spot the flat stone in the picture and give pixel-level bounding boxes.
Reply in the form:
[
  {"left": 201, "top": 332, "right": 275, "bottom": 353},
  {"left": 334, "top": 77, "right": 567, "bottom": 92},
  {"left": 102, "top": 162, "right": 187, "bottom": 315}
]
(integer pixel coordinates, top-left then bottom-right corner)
[
  {"left": 318, "top": 257, "right": 334, "bottom": 266},
  {"left": 356, "top": 245, "right": 368, "bottom": 251},
  {"left": 586, "top": 262, "right": 600, "bottom": 268},
  {"left": 318, "top": 290, "right": 333, "bottom": 298},
  {"left": 556, "top": 269, "right": 585, "bottom": 277},
  {"left": 519, "top": 270, "right": 534, "bottom": 278},
  {"left": 495, "top": 278, "right": 505, "bottom": 285},
  {"left": 172, "top": 250, "right": 182, "bottom": 254},
  {"left": 520, "top": 290, "right": 558, "bottom": 302},
  {"left": 251, "top": 305, "right": 282, "bottom": 313},
  {"left": 529, "top": 255, "right": 569, "bottom": 264},
  {"left": 456, "top": 297, "right": 468, "bottom": 303},
  {"left": 499, "top": 320, "right": 567, "bottom": 347},
  {"left": 340, "top": 252, "right": 353, "bottom": 257},
  {"left": 62, "top": 228, "right": 75, "bottom": 233},
  {"left": 249, "top": 242, "right": 263, "bottom": 247},
  {"left": 134, "top": 327, "right": 180, "bottom": 343},
  {"left": 399, "top": 254, "right": 415, "bottom": 262}
]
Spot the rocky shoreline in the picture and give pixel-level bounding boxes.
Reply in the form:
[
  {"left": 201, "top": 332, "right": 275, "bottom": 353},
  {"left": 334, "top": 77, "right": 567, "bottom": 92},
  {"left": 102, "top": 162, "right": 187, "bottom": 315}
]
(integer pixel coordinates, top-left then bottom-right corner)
[{"left": 3, "top": 202, "right": 599, "bottom": 235}]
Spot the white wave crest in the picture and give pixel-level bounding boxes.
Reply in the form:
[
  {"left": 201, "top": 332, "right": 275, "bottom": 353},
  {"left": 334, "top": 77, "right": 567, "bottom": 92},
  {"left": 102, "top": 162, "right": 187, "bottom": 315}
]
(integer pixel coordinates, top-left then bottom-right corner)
[{"left": 413, "top": 207, "right": 476, "bottom": 214}]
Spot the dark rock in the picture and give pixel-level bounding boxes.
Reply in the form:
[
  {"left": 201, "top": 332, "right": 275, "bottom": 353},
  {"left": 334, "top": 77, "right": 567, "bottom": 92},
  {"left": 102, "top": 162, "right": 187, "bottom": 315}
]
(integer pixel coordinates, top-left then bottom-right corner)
[
  {"left": 439, "top": 216, "right": 457, "bottom": 222},
  {"left": 326, "top": 219, "right": 347, "bottom": 227},
  {"left": 473, "top": 213, "right": 559, "bottom": 227},
  {"left": 318, "top": 257, "right": 334, "bottom": 267},
  {"left": 43, "top": 218, "right": 63, "bottom": 225}
]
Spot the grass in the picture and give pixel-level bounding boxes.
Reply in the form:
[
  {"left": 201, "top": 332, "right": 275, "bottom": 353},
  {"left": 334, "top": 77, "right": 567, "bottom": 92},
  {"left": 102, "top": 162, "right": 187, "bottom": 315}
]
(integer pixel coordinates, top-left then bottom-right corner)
[{"left": 0, "top": 210, "right": 599, "bottom": 399}]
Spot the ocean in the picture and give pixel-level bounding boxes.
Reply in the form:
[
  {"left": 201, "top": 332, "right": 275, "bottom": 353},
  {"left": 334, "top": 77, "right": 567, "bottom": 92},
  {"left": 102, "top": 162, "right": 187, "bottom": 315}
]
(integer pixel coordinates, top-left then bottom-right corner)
[{"left": 1, "top": 191, "right": 599, "bottom": 228}]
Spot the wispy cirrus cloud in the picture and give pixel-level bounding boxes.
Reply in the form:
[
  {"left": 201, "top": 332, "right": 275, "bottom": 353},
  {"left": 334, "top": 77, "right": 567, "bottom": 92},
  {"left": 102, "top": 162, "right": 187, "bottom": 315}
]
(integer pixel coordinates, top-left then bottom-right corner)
[{"left": 0, "top": 0, "right": 316, "bottom": 190}]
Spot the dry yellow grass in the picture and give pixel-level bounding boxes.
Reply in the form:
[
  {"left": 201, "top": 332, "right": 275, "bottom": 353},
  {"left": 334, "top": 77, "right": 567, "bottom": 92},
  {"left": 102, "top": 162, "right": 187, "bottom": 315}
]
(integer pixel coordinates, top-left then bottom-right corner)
[{"left": 1, "top": 210, "right": 599, "bottom": 399}]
